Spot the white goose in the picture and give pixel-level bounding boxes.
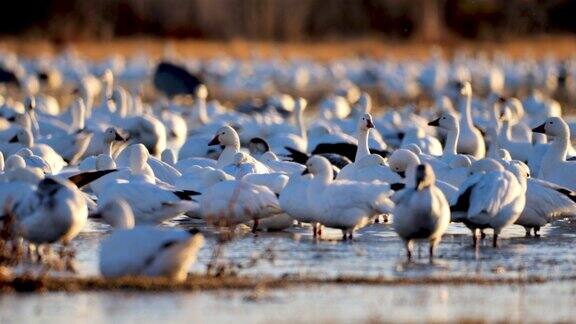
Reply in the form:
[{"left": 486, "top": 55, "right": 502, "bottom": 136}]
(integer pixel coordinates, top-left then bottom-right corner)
[
  {"left": 532, "top": 117, "right": 576, "bottom": 191},
  {"left": 97, "top": 199, "right": 204, "bottom": 282},
  {"left": 199, "top": 179, "right": 282, "bottom": 231},
  {"left": 97, "top": 182, "right": 199, "bottom": 224},
  {"left": 450, "top": 158, "right": 526, "bottom": 247},
  {"left": 393, "top": 164, "right": 450, "bottom": 261},
  {"left": 505, "top": 161, "right": 576, "bottom": 236},
  {"left": 16, "top": 177, "right": 87, "bottom": 244},
  {"left": 304, "top": 155, "right": 394, "bottom": 239},
  {"left": 208, "top": 125, "right": 242, "bottom": 169}
]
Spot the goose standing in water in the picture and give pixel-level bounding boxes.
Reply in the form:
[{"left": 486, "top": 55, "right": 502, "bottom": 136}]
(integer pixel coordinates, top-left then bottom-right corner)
[
  {"left": 304, "top": 156, "right": 394, "bottom": 240},
  {"left": 393, "top": 164, "right": 450, "bottom": 261},
  {"left": 450, "top": 159, "right": 526, "bottom": 247},
  {"left": 97, "top": 199, "right": 204, "bottom": 282}
]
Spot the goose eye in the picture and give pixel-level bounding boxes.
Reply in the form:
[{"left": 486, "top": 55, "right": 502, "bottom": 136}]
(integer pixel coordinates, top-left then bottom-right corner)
[
  {"left": 550, "top": 122, "right": 554, "bottom": 124},
  {"left": 442, "top": 117, "right": 446, "bottom": 119}
]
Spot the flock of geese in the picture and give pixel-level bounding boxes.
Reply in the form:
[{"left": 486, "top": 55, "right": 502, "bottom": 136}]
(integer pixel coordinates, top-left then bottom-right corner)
[{"left": 0, "top": 49, "right": 575, "bottom": 281}]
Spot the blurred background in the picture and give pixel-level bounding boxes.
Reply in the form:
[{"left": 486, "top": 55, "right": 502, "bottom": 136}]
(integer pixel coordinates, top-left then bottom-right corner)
[{"left": 2, "top": 0, "right": 575, "bottom": 42}]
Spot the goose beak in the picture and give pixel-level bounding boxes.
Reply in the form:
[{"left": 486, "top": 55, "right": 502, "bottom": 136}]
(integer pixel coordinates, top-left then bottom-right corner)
[
  {"left": 208, "top": 135, "right": 220, "bottom": 146},
  {"left": 90, "top": 212, "right": 102, "bottom": 219},
  {"left": 9, "top": 134, "right": 18, "bottom": 143},
  {"left": 532, "top": 123, "right": 546, "bottom": 134},
  {"left": 366, "top": 119, "right": 374, "bottom": 129},
  {"left": 395, "top": 170, "right": 406, "bottom": 178},
  {"left": 427, "top": 118, "right": 440, "bottom": 127},
  {"left": 301, "top": 168, "right": 310, "bottom": 175},
  {"left": 115, "top": 131, "right": 126, "bottom": 141}
]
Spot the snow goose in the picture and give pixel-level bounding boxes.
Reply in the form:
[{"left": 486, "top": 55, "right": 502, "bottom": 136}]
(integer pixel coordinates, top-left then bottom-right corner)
[
  {"left": 81, "top": 126, "right": 127, "bottom": 160},
  {"left": 97, "top": 199, "right": 204, "bottom": 282},
  {"left": 455, "top": 82, "right": 485, "bottom": 158},
  {"left": 279, "top": 173, "right": 319, "bottom": 235},
  {"left": 393, "top": 164, "right": 450, "bottom": 261},
  {"left": 497, "top": 104, "right": 533, "bottom": 162},
  {"left": 15, "top": 148, "right": 51, "bottom": 173},
  {"left": 532, "top": 117, "right": 576, "bottom": 191},
  {"left": 16, "top": 177, "right": 87, "bottom": 244},
  {"left": 5, "top": 129, "right": 67, "bottom": 173},
  {"left": 450, "top": 158, "right": 526, "bottom": 247},
  {"left": 428, "top": 112, "right": 467, "bottom": 164},
  {"left": 505, "top": 161, "right": 576, "bottom": 236},
  {"left": 304, "top": 155, "right": 395, "bottom": 239},
  {"left": 242, "top": 173, "right": 294, "bottom": 231},
  {"left": 97, "top": 182, "right": 199, "bottom": 224},
  {"left": 266, "top": 98, "right": 308, "bottom": 154},
  {"left": 199, "top": 179, "right": 282, "bottom": 232},
  {"left": 208, "top": 125, "right": 241, "bottom": 168},
  {"left": 336, "top": 154, "right": 401, "bottom": 183}
]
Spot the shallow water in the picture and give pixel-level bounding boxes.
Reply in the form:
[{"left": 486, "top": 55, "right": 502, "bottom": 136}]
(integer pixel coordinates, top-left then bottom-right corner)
[
  {"left": 69, "top": 217, "right": 576, "bottom": 280},
  {"left": 6, "top": 218, "right": 576, "bottom": 322},
  {"left": 3, "top": 282, "right": 576, "bottom": 323}
]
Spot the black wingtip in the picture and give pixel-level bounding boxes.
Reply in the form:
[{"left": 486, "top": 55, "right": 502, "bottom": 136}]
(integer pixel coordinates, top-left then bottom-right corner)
[
  {"left": 188, "top": 227, "right": 201, "bottom": 235},
  {"left": 390, "top": 183, "right": 406, "bottom": 191},
  {"left": 173, "top": 190, "right": 201, "bottom": 200},
  {"left": 67, "top": 169, "right": 117, "bottom": 188},
  {"left": 283, "top": 146, "right": 309, "bottom": 164}
]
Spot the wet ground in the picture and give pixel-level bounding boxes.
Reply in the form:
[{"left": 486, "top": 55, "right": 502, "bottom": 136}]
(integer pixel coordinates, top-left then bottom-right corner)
[{"left": 3, "top": 217, "right": 576, "bottom": 322}]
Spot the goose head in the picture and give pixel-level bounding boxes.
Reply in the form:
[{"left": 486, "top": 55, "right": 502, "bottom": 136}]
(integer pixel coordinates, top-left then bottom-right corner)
[
  {"left": 248, "top": 137, "right": 270, "bottom": 157},
  {"left": 356, "top": 92, "right": 372, "bottom": 114},
  {"left": 9, "top": 129, "right": 33, "bottom": 147},
  {"left": 414, "top": 164, "right": 436, "bottom": 191},
  {"left": 460, "top": 81, "right": 472, "bottom": 97},
  {"left": 302, "top": 155, "right": 332, "bottom": 181},
  {"left": 103, "top": 127, "right": 126, "bottom": 144},
  {"left": 294, "top": 97, "right": 307, "bottom": 113},
  {"left": 209, "top": 126, "right": 239, "bottom": 147},
  {"left": 195, "top": 84, "right": 208, "bottom": 101},
  {"left": 201, "top": 169, "right": 234, "bottom": 187},
  {"left": 6, "top": 155, "right": 26, "bottom": 170},
  {"left": 388, "top": 149, "right": 420, "bottom": 178},
  {"left": 16, "top": 148, "right": 34, "bottom": 158},
  {"left": 357, "top": 113, "right": 375, "bottom": 132},
  {"left": 161, "top": 149, "right": 177, "bottom": 166},
  {"left": 94, "top": 199, "right": 135, "bottom": 230},
  {"left": 37, "top": 177, "right": 66, "bottom": 197},
  {"left": 532, "top": 117, "right": 569, "bottom": 138},
  {"left": 261, "top": 151, "right": 279, "bottom": 162},
  {"left": 404, "top": 143, "right": 423, "bottom": 155},
  {"left": 129, "top": 144, "right": 149, "bottom": 172},
  {"left": 427, "top": 113, "right": 459, "bottom": 132},
  {"left": 231, "top": 152, "right": 250, "bottom": 166}
]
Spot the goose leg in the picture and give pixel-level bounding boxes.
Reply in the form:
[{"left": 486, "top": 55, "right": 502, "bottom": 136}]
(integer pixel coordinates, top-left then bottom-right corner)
[
  {"left": 480, "top": 230, "right": 486, "bottom": 240},
  {"left": 312, "top": 223, "right": 318, "bottom": 237},
  {"left": 493, "top": 233, "right": 499, "bottom": 248},
  {"left": 252, "top": 219, "right": 259, "bottom": 234},
  {"left": 348, "top": 231, "right": 353, "bottom": 240},
  {"left": 406, "top": 240, "right": 413, "bottom": 261},
  {"left": 472, "top": 228, "right": 479, "bottom": 248},
  {"left": 534, "top": 227, "right": 541, "bottom": 238},
  {"left": 341, "top": 230, "right": 347, "bottom": 241},
  {"left": 429, "top": 238, "right": 438, "bottom": 262},
  {"left": 524, "top": 227, "right": 532, "bottom": 237}
]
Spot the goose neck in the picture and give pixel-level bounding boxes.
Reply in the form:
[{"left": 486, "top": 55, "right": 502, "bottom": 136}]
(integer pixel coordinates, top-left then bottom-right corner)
[
  {"left": 355, "top": 129, "right": 370, "bottom": 162},
  {"left": 444, "top": 127, "right": 459, "bottom": 157}
]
